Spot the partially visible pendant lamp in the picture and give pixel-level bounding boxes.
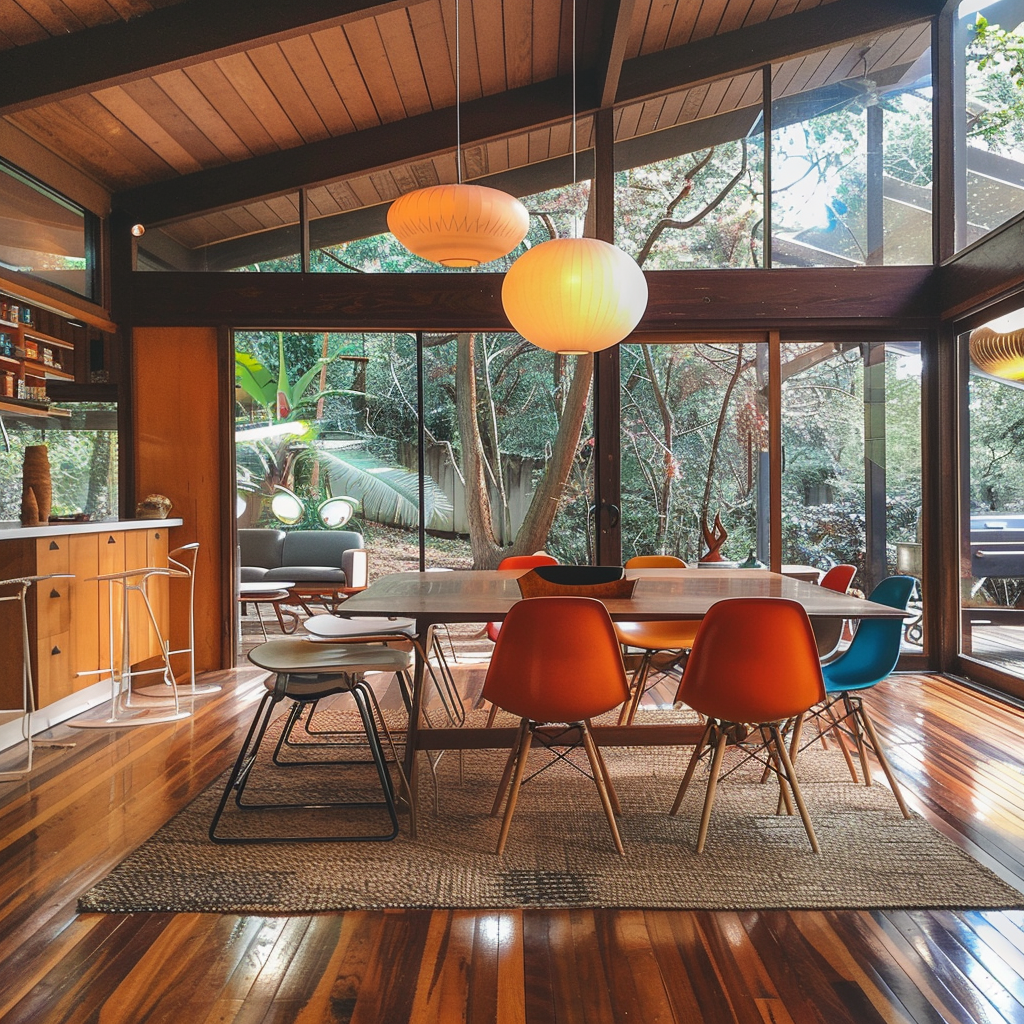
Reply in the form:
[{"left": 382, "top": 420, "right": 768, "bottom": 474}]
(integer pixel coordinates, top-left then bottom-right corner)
[
  {"left": 969, "top": 324, "right": 1024, "bottom": 380},
  {"left": 500, "top": 0, "right": 647, "bottom": 354},
  {"left": 387, "top": 0, "right": 528, "bottom": 267}
]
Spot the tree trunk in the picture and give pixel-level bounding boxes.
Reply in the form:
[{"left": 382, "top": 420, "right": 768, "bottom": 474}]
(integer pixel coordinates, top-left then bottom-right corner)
[{"left": 457, "top": 333, "right": 593, "bottom": 568}]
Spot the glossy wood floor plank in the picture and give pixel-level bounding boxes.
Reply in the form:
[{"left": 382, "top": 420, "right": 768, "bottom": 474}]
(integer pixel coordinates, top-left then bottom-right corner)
[{"left": 2, "top": 670, "right": 1024, "bottom": 1022}]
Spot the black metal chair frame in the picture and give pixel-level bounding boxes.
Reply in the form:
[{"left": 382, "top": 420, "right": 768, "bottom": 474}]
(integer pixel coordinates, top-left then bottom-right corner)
[{"left": 209, "top": 668, "right": 407, "bottom": 844}]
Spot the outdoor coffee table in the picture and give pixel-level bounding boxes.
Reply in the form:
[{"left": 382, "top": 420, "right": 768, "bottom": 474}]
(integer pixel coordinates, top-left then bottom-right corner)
[
  {"left": 341, "top": 568, "right": 909, "bottom": 836},
  {"left": 238, "top": 581, "right": 297, "bottom": 641}
]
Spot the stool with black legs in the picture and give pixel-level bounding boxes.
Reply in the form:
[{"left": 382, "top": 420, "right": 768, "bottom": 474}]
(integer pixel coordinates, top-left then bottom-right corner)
[{"left": 209, "top": 638, "right": 412, "bottom": 843}]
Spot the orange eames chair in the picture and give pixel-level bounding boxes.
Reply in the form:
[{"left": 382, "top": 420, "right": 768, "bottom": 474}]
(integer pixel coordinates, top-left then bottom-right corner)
[
  {"left": 820, "top": 564, "right": 857, "bottom": 593},
  {"left": 669, "top": 598, "right": 826, "bottom": 853},
  {"left": 615, "top": 554, "right": 696, "bottom": 725},
  {"left": 482, "top": 596, "right": 630, "bottom": 856}
]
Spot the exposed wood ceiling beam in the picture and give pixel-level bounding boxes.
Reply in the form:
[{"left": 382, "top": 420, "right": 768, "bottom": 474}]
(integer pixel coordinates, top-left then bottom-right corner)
[
  {"left": 114, "top": 0, "right": 939, "bottom": 224},
  {"left": 597, "top": 0, "right": 638, "bottom": 109},
  {"left": 0, "top": 0, "right": 427, "bottom": 116},
  {"left": 615, "top": 0, "right": 944, "bottom": 106}
]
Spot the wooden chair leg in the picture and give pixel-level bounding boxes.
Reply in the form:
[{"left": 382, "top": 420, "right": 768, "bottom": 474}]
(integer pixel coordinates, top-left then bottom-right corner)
[
  {"left": 844, "top": 693, "right": 873, "bottom": 786},
  {"left": 670, "top": 719, "right": 713, "bottom": 815},
  {"left": 770, "top": 723, "right": 819, "bottom": 853},
  {"left": 495, "top": 725, "right": 535, "bottom": 856},
  {"left": 490, "top": 718, "right": 529, "bottom": 817},
  {"left": 580, "top": 724, "right": 625, "bottom": 855},
  {"left": 485, "top": 702, "right": 499, "bottom": 728},
  {"left": 856, "top": 701, "right": 913, "bottom": 819},
  {"left": 584, "top": 718, "right": 621, "bottom": 815},
  {"left": 695, "top": 729, "right": 729, "bottom": 854},
  {"left": 619, "top": 651, "right": 652, "bottom": 725}
]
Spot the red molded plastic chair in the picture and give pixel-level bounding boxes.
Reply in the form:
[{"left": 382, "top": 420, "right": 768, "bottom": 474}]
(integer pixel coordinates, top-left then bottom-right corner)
[
  {"left": 813, "top": 563, "right": 857, "bottom": 659},
  {"left": 670, "top": 598, "right": 826, "bottom": 853},
  {"left": 615, "top": 554, "right": 696, "bottom": 724},
  {"left": 481, "top": 596, "right": 630, "bottom": 856}
]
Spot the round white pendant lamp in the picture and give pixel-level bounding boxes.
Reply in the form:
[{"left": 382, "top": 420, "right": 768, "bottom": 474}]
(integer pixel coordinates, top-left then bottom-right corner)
[
  {"left": 969, "top": 325, "right": 1024, "bottom": 380},
  {"left": 501, "top": 237, "right": 649, "bottom": 354},
  {"left": 387, "top": 184, "right": 530, "bottom": 267}
]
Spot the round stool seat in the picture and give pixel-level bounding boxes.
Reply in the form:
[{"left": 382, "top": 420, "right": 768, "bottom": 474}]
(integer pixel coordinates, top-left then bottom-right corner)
[
  {"left": 248, "top": 638, "right": 414, "bottom": 678},
  {"left": 303, "top": 614, "right": 416, "bottom": 639}
]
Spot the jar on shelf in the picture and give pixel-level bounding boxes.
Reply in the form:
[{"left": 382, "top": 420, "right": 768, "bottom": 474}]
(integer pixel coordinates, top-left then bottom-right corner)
[{"left": 2, "top": 372, "right": 13, "bottom": 397}]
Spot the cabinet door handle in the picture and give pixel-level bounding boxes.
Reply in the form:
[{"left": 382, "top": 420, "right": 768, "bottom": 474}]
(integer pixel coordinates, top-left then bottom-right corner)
[
  {"left": 49, "top": 540, "right": 59, "bottom": 550},
  {"left": 107, "top": 536, "right": 116, "bottom": 544},
  {"left": 51, "top": 645, "right": 61, "bottom": 656},
  {"left": 50, "top": 588, "right": 60, "bottom": 598},
  {"left": 155, "top": 532, "right": 161, "bottom": 539}
]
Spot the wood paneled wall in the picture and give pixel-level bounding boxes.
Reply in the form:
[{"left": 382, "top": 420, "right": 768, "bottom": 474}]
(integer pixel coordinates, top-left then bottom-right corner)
[{"left": 132, "top": 326, "right": 229, "bottom": 672}]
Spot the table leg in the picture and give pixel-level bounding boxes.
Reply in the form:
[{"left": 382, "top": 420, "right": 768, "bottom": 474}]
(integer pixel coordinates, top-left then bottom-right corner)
[{"left": 401, "top": 620, "right": 431, "bottom": 840}]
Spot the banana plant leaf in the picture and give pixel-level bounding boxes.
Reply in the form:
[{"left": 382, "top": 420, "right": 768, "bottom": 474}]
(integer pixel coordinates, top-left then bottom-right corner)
[{"left": 310, "top": 449, "right": 453, "bottom": 531}]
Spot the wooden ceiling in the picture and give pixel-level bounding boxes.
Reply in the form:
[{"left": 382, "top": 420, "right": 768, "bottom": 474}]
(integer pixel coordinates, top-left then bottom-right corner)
[{"left": 0, "top": 0, "right": 940, "bottom": 254}]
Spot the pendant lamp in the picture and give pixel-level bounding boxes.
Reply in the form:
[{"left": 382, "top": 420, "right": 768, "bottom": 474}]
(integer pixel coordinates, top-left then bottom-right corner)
[
  {"left": 499, "top": 0, "right": 647, "bottom": 353},
  {"left": 969, "top": 325, "right": 1024, "bottom": 380},
  {"left": 387, "top": 184, "right": 529, "bottom": 267},
  {"left": 501, "top": 237, "right": 648, "bottom": 354},
  {"left": 387, "top": 0, "right": 528, "bottom": 267}
]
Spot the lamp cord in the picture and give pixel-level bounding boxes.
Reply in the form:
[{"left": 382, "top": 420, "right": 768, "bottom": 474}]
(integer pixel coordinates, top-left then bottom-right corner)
[
  {"left": 456, "top": 0, "right": 462, "bottom": 185},
  {"left": 571, "top": 0, "right": 577, "bottom": 191}
]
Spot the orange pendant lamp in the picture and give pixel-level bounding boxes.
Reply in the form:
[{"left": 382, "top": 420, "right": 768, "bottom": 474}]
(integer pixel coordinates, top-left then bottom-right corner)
[
  {"left": 969, "top": 325, "right": 1024, "bottom": 380},
  {"left": 387, "top": 184, "right": 529, "bottom": 267},
  {"left": 501, "top": 237, "right": 648, "bottom": 354},
  {"left": 386, "top": 0, "right": 528, "bottom": 268}
]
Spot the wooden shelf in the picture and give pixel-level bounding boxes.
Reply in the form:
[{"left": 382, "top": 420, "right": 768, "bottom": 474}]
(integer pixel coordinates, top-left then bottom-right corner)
[
  {"left": 23, "top": 360, "right": 74, "bottom": 381},
  {"left": 23, "top": 329, "right": 74, "bottom": 351},
  {"left": 0, "top": 396, "right": 70, "bottom": 419}
]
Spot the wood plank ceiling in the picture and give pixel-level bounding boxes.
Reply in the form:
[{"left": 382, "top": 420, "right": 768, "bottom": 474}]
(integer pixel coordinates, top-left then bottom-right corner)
[{"left": 0, "top": 0, "right": 934, "bottom": 254}]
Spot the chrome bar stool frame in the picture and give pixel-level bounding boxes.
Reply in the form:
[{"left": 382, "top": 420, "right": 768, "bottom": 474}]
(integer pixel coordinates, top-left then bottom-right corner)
[
  {"left": 0, "top": 574, "right": 73, "bottom": 780},
  {"left": 73, "top": 566, "right": 192, "bottom": 728},
  {"left": 136, "top": 543, "right": 220, "bottom": 698}
]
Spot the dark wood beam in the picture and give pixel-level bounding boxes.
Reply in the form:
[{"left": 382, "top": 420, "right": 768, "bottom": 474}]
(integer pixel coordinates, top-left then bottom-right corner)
[
  {"left": 112, "top": 0, "right": 937, "bottom": 225},
  {"left": 119, "top": 266, "right": 937, "bottom": 330},
  {"left": 938, "top": 210, "right": 1024, "bottom": 320},
  {"left": 614, "top": 0, "right": 943, "bottom": 107},
  {"left": 597, "top": 0, "right": 637, "bottom": 109},
  {"left": 0, "top": 0, "right": 427, "bottom": 116}
]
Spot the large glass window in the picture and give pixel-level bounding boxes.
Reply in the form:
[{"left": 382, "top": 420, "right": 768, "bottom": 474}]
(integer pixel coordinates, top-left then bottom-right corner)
[
  {"left": 614, "top": 76, "right": 765, "bottom": 269},
  {"left": 619, "top": 340, "right": 768, "bottom": 563},
  {"left": 0, "top": 403, "right": 118, "bottom": 520},
  {"left": 958, "top": 1, "right": 1024, "bottom": 249},
  {"left": 771, "top": 31, "right": 933, "bottom": 266},
  {"left": 0, "top": 161, "right": 96, "bottom": 300},
  {"left": 961, "top": 307, "right": 1024, "bottom": 674}
]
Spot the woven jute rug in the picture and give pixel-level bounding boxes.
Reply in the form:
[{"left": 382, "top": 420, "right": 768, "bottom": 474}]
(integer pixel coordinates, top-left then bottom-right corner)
[{"left": 78, "top": 707, "right": 1023, "bottom": 913}]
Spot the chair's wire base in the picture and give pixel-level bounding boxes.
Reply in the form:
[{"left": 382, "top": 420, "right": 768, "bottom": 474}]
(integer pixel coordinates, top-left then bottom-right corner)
[
  {"left": 209, "top": 672, "right": 409, "bottom": 844},
  {"left": 618, "top": 647, "right": 689, "bottom": 725}
]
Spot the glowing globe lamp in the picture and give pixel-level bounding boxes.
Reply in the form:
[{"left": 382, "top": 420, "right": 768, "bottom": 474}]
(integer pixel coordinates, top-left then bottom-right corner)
[
  {"left": 501, "top": 237, "right": 648, "bottom": 354},
  {"left": 387, "top": 184, "right": 530, "bottom": 267},
  {"left": 970, "top": 326, "right": 1024, "bottom": 380}
]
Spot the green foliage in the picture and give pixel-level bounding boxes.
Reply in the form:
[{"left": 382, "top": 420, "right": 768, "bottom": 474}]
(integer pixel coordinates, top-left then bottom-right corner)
[{"left": 967, "top": 15, "right": 1024, "bottom": 148}]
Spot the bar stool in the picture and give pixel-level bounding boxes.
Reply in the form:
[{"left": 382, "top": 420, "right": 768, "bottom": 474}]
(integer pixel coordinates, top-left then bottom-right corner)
[
  {"left": 72, "top": 565, "right": 192, "bottom": 728},
  {"left": 136, "top": 543, "right": 220, "bottom": 698},
  {"left": 209, "top": 637, "right": 412, "bottom": 843},
  {"left": 0, "top": 574, "right": 73, "bottom": 780}
]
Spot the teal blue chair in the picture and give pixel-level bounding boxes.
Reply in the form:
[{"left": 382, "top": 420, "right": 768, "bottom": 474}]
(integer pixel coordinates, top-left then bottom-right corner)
[{"left": 791, "top": 575, "right": 916, "bottom": 819}]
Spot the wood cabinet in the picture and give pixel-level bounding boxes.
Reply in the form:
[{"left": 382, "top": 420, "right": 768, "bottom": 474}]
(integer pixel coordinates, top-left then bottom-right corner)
[{"left": 0, "top": 522, "right": 178, "bottom": 711}]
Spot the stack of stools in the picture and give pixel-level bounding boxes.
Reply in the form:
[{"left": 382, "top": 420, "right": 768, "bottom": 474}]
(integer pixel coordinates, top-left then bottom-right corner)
[{"left": 209, "top": 633, "right": 415, "bottom": 842}]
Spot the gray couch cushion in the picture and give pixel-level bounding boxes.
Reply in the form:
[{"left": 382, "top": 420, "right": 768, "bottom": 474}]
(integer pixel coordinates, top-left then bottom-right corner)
[
  {"left": 281, "top": 530, "right": 363, "bottom": 568},
  {"left": 239, "top": 529, "right": 286, "bottom": 569},
  {"left": 240, "top": 565, "right": 272, "bottom": 583},
  {"left": 265, "top": 565, "right": 348, "bottom": 584}
]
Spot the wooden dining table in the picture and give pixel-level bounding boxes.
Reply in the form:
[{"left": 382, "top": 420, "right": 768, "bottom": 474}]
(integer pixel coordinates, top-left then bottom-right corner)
[{"left": 340, "top": 567, "right": 907, "bottom": 836}]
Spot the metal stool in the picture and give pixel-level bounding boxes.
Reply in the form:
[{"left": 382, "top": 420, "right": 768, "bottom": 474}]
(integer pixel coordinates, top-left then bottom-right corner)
[
  {"left": 137, "top": 543, "right": 220, "bottom": 698},
  {"left": 209, "top": 638, "right": 413, "bottom": 843},
  {"left": 72, "top": 566, "right": 192, "bottom": 728},
  {"left": 0, "top": 574, "right": 73, "bottom": 780}
]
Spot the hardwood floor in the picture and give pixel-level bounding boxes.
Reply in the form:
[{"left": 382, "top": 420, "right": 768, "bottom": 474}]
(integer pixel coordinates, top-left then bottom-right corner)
[{"left": 1, "top": 668, "right": 1024, "bottom": 1023}]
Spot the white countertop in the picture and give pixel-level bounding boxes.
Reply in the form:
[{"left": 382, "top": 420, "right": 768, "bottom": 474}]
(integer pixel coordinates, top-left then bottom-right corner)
[{"left": 0, "top": 517, "right": 183, "bottom": 540}]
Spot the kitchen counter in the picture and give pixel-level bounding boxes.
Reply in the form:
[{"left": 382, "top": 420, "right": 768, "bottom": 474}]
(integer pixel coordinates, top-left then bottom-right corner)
[{"left": 0, "top": 517, "right": 182, "bottom": 540}]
